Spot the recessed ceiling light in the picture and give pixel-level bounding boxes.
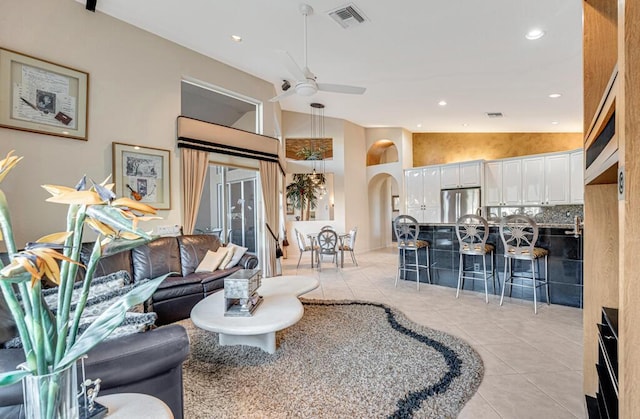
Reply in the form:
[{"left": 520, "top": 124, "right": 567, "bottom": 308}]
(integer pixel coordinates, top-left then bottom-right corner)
[
  {"left": 548, "top": 93, "right": 562, "bottom": 98},
  {"left": 462, "top": 123, "right": 469, "bottom": 127},
  {"left": 231, "top": 35, "right": 243, "bottom": 42},
  {"left": 525, "top": 29, "right": 545, "bottom": 40},
  {"left": 438, "top": 100, "right": 447, "bottom": 106},
  {"left": 417, "top": 124, "right": 422, "bottom": 128},
  {"left": 551, "top": 121, "right": 559, "bottom": 125}
]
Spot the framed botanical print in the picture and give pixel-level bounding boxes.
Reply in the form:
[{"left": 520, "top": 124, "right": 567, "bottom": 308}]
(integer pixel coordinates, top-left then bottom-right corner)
[{"left": 112, "top": 142, "right": 171, "bottom": 209}]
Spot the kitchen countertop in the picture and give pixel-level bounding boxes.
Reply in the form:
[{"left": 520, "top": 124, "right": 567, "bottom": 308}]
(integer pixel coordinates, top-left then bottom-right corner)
[{"left": 418, "top": 222, "right": 578, "bottom": 229}]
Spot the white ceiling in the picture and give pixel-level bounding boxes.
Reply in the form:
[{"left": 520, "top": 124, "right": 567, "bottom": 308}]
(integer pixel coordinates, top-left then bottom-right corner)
[{"left": 87, "top": 0, "right": 583, "bottom": 133}]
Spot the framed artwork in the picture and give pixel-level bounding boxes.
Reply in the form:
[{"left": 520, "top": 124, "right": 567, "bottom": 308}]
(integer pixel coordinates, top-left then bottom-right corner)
[
  {"left": 0, "top": 47, "right": 89, "bottom": 140},
  {"left": 286, "top": 197, "right": 294, "bottom": 215},
  {"left": 392, "top": 195, "right": 400, "bottom": 212},
  {"left": 112, "top": 142, "right": 171, "bottom": 210}
]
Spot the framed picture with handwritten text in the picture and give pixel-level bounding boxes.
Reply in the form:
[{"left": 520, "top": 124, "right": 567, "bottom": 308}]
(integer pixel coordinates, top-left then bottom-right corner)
[
  {"left": 113, "top": 142, "right": 171, "bottom": 210},
  {"left": 0, "top": 47, "right": 88, "bottom": 140}
]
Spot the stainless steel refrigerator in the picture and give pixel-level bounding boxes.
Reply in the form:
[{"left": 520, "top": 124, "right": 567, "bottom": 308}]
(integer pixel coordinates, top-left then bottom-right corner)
[{"left": 440, "top": 187, "right": 481, "bottom": 223}]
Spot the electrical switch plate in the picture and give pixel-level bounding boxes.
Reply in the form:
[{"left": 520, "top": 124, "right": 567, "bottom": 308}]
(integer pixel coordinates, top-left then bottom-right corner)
[{"left": 473, "top": 263, "right": 480, "bottom": 272}]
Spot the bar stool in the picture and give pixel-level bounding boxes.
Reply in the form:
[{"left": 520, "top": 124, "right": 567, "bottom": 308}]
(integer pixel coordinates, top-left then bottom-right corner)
[
  {"left": 499, "top": 214, "right": 550, "bottom": 314},
  {"left": 393, "top": 215, "right": 430, "bottom": 290},
  {"left": 455, "top": 214, "right": 497, "bottom": 303}
]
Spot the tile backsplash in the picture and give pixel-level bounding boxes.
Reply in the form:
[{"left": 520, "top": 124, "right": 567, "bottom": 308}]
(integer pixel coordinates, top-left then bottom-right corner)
[{"left": 485, "top": 204, "right": 583, "bottom": 225}]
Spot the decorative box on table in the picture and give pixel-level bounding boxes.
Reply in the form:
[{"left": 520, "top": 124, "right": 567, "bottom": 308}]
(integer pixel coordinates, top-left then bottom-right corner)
[{"left": 224, "top": 269, "right": 263, "bottom": 316}]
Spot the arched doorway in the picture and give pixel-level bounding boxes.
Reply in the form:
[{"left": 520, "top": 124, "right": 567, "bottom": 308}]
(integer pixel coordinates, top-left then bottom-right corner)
[{"left": 368, "top": 172, "right": 400, "bottom": 250}]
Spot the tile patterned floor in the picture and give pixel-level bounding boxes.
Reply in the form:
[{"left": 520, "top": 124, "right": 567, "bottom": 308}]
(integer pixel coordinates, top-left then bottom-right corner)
[{"left": 281, "top": 247, "right": 585, "bottom": 419}]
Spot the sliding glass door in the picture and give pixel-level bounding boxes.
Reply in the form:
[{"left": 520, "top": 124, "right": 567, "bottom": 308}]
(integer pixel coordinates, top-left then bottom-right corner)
[{"left": 195, "top": 164, "right": 259, "bottom": 253}]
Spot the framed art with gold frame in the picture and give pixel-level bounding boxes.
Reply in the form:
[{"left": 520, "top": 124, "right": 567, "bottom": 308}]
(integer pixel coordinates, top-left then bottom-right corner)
[
  {"left": 0, "top": 47, "right": 89, "bottom": 140},
  {"left": 112, "top": 142, "right": 171, "bottom": 210}
]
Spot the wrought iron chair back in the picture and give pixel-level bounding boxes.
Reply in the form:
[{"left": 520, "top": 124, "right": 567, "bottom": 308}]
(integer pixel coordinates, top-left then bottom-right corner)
[
  {"left": 393, "top": 215, "right": 420, "bottom": 248},
  {"left": 499, "top": 214, "right": 539, "bottom": 259},
  {"left": 456, "top": 214, "right": 490, "bottom": 256}
]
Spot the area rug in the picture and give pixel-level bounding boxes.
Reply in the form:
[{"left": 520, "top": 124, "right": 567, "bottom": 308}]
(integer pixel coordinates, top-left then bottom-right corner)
[{"left": 179, "top": 300, "right": 484, "bottom": 418}]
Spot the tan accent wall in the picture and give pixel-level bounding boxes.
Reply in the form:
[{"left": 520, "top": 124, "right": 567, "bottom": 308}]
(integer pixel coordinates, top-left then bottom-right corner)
[{"left": 412, "top": 132, "right": 583, "bottom": 167}]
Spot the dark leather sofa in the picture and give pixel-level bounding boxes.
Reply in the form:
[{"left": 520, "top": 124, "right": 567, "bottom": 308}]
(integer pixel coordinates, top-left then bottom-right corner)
[
  {"left": 0, "top": 234, "right": 259, "bottom": 418},
  {"left": 88, "top": 234, "right": 259, "bottom": 325}
]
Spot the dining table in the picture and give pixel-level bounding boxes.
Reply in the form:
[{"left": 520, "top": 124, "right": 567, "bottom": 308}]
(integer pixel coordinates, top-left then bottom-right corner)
[{"left": 306, "top": 231, "right": 350, "bottom": 268}]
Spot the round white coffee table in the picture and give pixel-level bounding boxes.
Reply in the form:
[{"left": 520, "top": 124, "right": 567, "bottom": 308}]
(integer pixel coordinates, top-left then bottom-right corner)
[
  {"left": 190, "top": 275, "right": 318, "bottom": 354},
  {"left": 95, "top": 393, "right": 173, "bottom": 418},
  {"left": 257, "top": 275, "right": 319, "bottom": 297}
]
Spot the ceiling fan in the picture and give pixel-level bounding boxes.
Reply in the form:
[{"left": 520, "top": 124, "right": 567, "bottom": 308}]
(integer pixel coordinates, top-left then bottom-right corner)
[{"left": 268, "top": 4, "right": 366, "bottom": 102}]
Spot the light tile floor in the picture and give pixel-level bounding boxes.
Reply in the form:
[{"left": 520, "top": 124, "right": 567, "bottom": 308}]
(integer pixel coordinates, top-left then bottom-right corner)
[{"left": 281, "top": 247, "right": 585, "bottom": 419}]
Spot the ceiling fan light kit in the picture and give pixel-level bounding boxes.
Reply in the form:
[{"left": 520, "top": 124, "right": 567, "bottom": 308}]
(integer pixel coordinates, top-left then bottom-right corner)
[{"left": 268, "top": 3, "right": 366, "bottom": 102}]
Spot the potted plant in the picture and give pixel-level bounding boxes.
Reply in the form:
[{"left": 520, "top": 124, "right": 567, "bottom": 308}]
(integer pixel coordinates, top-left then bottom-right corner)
[{"left": 0, "top": 150, "right": 168, "bottom": 418}]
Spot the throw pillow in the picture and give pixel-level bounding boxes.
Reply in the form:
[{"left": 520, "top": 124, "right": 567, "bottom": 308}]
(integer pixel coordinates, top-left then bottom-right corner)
[
  {"left": 42, "top": 270, "right": 131, "bottom": 312},
  {"left": 224, "top": 243, "right": 248, "bottom": 269},
  {"left": 218, "top": 246, "right": 235, "bottom": 270},
  {"left": 78, "top": 312, "right": 157, "bottom": 341},
  {"left": 196, "top": 248, "right": 229, "bottom": 272}
]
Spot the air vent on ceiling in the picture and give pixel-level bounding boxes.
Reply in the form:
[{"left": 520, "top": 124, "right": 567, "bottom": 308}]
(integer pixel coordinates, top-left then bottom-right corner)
[
  {"left": 486, "top": 112, "right": 504, "bottom": 118},
  {"left": 328, "top": 4, "right": 368, "bottom": 29}
]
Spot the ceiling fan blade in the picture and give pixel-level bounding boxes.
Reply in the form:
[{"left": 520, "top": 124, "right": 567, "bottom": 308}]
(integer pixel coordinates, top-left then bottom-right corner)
[
  {"left": 317, "top": 83, "right": 366, "bottom": 95},
  {"left": 268, "top": 89, "right": 296, "bottom": 103},
  {"left": 276, "top": 49, "right": 306, "bottom": 81}
]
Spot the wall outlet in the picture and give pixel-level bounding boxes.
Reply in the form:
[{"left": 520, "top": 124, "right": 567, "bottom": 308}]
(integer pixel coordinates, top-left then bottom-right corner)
[
  {"left": 473, "top": 263, "right": 481, "bottom": 272},
  {"left": 156, "top": 225, "right": 181, "bottom": 236}
]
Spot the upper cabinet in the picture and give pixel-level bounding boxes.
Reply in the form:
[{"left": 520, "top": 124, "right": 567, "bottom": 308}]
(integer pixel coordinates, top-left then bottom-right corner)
[
  {"left": 521, "top": 153, "right": 572, "bottom": 205},
  {"left": 440, "top": 161, "right": 482, "bottom": 189},
  {"left": 405, "top": 166, "right": 441, "bottom": 223},
  {"left": 485, "top": 159, "right": 522, "bottom": 206}
]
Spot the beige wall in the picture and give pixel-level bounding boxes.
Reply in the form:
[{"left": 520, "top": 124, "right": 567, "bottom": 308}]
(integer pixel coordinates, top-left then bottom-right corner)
[
  {"left": 0, "top": 0, "right": 279, "bottom": 247},
  {"left": 412, "top": 132, "right": 583, "bottom": 167}
]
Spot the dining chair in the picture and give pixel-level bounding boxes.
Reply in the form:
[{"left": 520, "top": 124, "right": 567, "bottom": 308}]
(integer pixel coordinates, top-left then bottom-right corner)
[
  {"left": 455, "top": 214, "right": 497, "bottom": 303},
  {"left": 320, "top": 225, "right": 334, "bottom": 231},
  {"left": 499, "top": 214, "right": 550, "bottom": 314},
  {"left": 316, "top": 229, "right": 339, "bottom": 271},
  {"left": 338, "top": 227, "right": 358, "bottom": 266},
  {"left": 393, "top": 215, "right": 430, "bottom": 290},
  {"left": 295, "top": 228, "right": 318, "bottom": 268}
]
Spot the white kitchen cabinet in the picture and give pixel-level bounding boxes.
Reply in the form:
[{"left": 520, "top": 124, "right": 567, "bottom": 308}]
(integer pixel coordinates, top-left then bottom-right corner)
[
  {"left": 405, "top": 166, "right": 441, "bottom": 223},
  {"left": 545, "top": 153, "right": 571, "bottom": 205},
  {"left": 570, "top": 150, "right": 584, "bottom": 204},
  {"left": 440, "top": 161, "right": 482, "bottom": 189},
  {"left": 484, "top": 159, "right": 522, "bottom": 206},
  {"left": 517, "top": 153, "right": 572, "bottom": 205},
  {"left": 522, "top": 156, "right": 545, "bottom": 205}
]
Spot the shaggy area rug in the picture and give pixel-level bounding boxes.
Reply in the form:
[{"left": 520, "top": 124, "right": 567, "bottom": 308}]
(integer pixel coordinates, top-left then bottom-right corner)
[{"left": 179, "top": 300, "right": 483, "bottom": 418}]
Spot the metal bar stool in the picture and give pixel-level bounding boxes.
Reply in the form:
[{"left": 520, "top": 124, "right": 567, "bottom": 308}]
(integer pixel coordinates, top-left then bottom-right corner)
[
  {"left": 455, "top": 214, "right": 498, "bottom": 303},
  {"left": 393, "top": 215, "right": 430, "bottom": 290},
  {"left": 499, "top": 214, "right": 550, "bottom": 314}
]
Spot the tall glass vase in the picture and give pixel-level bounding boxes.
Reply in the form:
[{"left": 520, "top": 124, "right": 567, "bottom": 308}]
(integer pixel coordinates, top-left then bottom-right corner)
[{"left": 22, "top": 362, "right": 79, "bottom": 419}]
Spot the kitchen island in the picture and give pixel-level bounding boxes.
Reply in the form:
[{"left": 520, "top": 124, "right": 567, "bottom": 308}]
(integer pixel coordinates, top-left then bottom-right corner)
[{"left": 397, "top": 223, "right": 583, "bottom": 308}]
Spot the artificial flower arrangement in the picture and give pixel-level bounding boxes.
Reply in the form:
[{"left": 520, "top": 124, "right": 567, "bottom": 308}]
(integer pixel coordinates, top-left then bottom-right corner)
[{"left": 0, "top": 150, "right": 169, "bottom": 418}]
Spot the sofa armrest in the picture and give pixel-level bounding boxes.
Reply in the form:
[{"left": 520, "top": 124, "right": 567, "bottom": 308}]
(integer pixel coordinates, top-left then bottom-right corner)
[
  {"left": 83, "top": 324, "right": 189, "bottom": 388},
  {"left": 0, "top": 324, "right": 189, "bottom": 417},
  {"left": 239, "top": 252, "right": 259, "bottom": 269}
]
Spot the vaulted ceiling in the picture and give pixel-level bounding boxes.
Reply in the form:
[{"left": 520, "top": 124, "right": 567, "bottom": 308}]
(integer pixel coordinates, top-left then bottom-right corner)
[{"left": 86, "top": 0, "right": 583, "bottom": 133}]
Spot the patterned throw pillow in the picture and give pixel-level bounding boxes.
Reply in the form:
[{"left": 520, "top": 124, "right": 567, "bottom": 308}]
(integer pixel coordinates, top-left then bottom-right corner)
[
  {"left": 4, "top": 271, "right": 156, "bottom": 349},
  {"left": 42, "top": 270, "right": 132, "bottom": 312}
]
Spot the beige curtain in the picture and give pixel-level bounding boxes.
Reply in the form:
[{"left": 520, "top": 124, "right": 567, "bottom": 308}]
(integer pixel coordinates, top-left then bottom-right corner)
[
  {"left": 259, "top": 160, "right": 281, "bottom": 277},
  {"left": 181, "top": 148, "right": 209, "bottom": 234}
]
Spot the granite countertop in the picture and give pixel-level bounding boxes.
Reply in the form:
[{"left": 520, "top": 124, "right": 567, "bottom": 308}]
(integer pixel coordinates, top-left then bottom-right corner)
[{"left": 419, "top": 222, "right": 577, "bottom": 229}]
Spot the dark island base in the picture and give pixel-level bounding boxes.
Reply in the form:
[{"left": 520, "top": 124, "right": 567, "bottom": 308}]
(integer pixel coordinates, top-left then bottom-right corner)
[{"left": 396, "top": 225, "right": 583, "bottom": 308}]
